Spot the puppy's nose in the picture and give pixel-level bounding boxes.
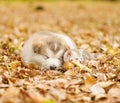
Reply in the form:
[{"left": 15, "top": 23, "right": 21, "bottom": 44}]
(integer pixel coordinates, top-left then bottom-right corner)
[{"left": 50, "top": 66, "right": 56, "bottom": 70}]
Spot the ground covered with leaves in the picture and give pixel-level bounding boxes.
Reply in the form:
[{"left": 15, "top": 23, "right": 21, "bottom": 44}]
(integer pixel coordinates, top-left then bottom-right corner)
[{"left": 0, "top": 1, "right": 120, "bottom": 103}]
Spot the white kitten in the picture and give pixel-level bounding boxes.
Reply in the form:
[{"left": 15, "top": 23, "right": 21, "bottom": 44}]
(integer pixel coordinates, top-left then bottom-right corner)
[
  {"left": 63, "top": 49, "right": 95, "bottom": 63},
  {"left": 21, "top": 31, "right": 76, "bottom": 69}
]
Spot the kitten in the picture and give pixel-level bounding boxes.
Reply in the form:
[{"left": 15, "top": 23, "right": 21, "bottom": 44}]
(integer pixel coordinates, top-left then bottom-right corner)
[{"left": 64, "top": 49, "right": 102, "bottom": 63}]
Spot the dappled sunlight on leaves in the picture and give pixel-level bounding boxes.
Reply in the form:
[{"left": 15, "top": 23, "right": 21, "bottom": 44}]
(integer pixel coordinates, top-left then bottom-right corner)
[{"left": 0, "top": 1, "right": 120, "bottom": 103}]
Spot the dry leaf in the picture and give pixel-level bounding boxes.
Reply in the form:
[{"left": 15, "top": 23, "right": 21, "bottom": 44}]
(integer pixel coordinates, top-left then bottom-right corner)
[{"left": 90, "top": 84, "right": 105, "bottom": 95}]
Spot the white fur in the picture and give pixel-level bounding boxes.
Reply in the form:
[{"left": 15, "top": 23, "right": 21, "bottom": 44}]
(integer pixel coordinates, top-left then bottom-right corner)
[
  {"left": 42, "top": 58, "right": 61, "bottom": 69},
  {"left": 21, "top": 31, "right": 76, "bottom": 69}
]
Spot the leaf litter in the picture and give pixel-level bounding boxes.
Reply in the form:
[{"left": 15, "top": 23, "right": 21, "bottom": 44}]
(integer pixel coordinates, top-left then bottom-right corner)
[{"left": 0, "top": 1, "right": 120, "bottom": 103}]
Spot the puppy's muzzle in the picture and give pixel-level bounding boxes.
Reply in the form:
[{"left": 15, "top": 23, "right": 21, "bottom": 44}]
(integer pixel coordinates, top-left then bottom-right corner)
[
  {"left": 50, "top": 65, "right": 57, "bottom": 70},
  {"left": 43, "top": 58, "right": 62, "bottom": 70}
]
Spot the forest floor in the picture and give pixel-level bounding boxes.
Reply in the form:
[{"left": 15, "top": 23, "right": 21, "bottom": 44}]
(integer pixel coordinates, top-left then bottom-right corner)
[{"left": 0, "top": 1, "right": 120, "bottom": 103}]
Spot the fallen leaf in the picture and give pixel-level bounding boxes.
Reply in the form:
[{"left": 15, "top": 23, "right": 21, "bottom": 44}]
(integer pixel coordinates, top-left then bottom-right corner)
[{"left": 90, "top": 84, "right": 105, "bottom": 95}]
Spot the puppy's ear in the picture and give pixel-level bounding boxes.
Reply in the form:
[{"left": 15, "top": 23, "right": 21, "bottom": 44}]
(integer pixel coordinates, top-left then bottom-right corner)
[
  {"left": 56, "top": 49, "right": 66, "bottom": 58},
  {"left": 65, "top": 44, "right": 71, "bottom": 50}
]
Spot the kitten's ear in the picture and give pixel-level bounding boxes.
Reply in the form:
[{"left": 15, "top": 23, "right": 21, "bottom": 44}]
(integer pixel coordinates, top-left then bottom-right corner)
[{"left": 63, "top": 49, "right": 72, "bottom": 62}]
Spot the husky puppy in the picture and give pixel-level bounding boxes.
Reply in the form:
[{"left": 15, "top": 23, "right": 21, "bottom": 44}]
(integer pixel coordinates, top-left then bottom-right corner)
[{"left": 21, "top": 31, "right": 76, "bottom": 69}]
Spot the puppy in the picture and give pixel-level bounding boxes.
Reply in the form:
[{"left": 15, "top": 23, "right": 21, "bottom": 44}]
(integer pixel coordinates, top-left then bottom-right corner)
[{"left": 21, "top": 31, "right": 76, "bottom": 69}]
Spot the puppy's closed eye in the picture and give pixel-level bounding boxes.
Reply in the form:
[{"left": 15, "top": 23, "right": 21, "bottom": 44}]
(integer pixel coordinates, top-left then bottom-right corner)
[{"left": 33, "top": 44, "right": 42, "bottom": 54}]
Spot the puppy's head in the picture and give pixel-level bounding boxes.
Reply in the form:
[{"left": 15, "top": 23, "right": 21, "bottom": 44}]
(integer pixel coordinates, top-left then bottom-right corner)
[{"left": 32, "top": 37, "right": 68, "bottom": 69}]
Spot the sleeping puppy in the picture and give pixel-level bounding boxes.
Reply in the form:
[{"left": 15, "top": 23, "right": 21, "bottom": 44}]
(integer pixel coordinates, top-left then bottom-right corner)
[{"left": 21, "top": 31, "right": 76, "bottom": 70}]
